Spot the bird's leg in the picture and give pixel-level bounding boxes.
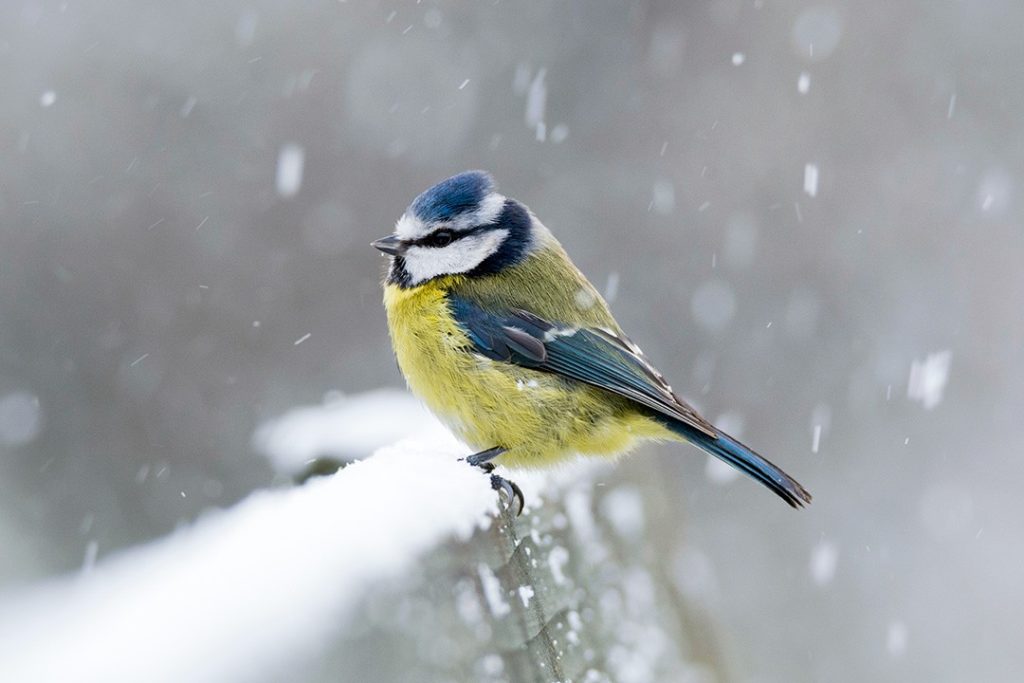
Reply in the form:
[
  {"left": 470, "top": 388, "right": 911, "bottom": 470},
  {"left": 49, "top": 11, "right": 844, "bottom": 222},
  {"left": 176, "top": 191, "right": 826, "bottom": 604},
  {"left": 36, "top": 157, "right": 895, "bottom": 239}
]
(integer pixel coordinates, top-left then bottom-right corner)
[
  {"left": 463, "top": 446, "right": 505, "bottom": 469},
  {"left": 462, "top": 447, "right": 524, "bottom": 517}
]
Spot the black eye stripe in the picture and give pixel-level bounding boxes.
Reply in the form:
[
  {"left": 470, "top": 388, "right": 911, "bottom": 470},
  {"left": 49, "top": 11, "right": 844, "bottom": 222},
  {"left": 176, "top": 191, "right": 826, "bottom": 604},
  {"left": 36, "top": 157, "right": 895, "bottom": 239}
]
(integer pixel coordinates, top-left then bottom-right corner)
[{"left": 412, "top": 225, "right": 487, "bottom": 248}]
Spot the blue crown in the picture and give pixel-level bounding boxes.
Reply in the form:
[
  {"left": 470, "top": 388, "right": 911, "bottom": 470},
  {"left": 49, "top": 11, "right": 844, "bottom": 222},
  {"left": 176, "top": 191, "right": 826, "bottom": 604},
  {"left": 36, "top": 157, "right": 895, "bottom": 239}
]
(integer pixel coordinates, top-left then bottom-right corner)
[{"left": 409, "top": 170, "right": 495, "bottom": 223}]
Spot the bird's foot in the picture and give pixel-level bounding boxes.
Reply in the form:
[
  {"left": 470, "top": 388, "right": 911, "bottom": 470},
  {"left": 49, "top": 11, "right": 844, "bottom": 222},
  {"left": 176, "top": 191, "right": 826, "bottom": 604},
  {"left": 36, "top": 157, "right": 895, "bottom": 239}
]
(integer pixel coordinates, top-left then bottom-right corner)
[
  {"left": 462, "top": 447, "right": 524, "bottom": 516},
  {"left": 489, "top": 473, "right": 525, "bottom": 518}
]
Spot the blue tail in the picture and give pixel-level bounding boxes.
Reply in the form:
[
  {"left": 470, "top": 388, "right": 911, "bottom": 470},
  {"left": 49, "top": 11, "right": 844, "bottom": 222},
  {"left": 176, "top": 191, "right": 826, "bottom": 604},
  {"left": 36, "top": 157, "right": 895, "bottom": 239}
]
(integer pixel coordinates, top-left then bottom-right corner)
[{"left": 669, "top": 423, "right": 812, "bottom": 508}]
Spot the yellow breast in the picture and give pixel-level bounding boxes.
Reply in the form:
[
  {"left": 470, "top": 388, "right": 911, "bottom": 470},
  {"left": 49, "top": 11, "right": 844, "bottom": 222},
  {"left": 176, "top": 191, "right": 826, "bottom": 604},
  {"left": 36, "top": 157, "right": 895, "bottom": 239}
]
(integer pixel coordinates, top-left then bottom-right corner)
[
  {"left": 383, "top": 277, "right": 529, "bottom": 445},
  {"left": 383, "top": 277, "right": 473, "bottom": 415}
]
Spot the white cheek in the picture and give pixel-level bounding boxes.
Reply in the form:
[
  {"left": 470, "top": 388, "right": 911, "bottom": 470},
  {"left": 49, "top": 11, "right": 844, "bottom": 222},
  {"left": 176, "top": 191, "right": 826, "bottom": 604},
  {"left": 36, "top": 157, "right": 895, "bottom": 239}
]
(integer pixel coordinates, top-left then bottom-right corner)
[{"left": 403, "top": 230, "right": 508, "bottom": 284}]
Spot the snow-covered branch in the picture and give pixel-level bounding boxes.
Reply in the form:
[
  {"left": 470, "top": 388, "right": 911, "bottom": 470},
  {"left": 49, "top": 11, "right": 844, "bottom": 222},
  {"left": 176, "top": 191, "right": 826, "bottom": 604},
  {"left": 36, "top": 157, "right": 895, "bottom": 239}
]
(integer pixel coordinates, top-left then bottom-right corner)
[
  {"left": 0, "top": 391, "right": 725, "bottom": 682},
  {"left": 0, "top": 439, "right": 496, "bottom": 683}
]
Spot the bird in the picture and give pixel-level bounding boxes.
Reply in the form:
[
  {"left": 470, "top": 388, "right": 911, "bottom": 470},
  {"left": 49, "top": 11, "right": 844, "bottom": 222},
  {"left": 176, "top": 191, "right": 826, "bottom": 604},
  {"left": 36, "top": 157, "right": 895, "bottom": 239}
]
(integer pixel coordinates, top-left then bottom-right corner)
[{"left": 373, "top": 171, "right": 811, "bottom": 514}]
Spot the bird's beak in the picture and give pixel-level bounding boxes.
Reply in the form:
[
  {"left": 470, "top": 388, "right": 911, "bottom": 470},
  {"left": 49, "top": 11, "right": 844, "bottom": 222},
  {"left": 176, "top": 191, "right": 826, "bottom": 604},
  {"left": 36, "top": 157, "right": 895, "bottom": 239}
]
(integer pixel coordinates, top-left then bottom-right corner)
[{"left": 371, "top": 234, "right": 406, "bottom": 256}]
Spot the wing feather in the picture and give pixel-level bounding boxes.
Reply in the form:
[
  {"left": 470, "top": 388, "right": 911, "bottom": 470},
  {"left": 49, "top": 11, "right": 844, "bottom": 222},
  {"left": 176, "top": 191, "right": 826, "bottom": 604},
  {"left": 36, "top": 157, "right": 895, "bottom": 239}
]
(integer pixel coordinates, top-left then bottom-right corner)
[{"left": 449, "top": 296, "right": 715, "bottom": 437}]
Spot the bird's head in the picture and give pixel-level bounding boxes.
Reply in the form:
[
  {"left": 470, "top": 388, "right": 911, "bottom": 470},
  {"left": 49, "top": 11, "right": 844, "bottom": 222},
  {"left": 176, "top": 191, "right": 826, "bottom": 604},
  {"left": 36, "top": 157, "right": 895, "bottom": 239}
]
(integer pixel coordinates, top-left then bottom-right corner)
[{"left": 373, "top": 171, "right": 535, "bottom": 287}]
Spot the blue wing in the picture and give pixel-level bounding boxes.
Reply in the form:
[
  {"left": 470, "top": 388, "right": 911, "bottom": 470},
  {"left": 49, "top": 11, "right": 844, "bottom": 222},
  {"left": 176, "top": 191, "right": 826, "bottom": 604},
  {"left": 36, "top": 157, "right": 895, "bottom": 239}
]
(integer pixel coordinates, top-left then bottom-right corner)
[
  {"left": 448, "top": 295, "right": 717, "bottom": 438},
  {"left": 449, "top": 295, "right": 812, "bottom": 508}
]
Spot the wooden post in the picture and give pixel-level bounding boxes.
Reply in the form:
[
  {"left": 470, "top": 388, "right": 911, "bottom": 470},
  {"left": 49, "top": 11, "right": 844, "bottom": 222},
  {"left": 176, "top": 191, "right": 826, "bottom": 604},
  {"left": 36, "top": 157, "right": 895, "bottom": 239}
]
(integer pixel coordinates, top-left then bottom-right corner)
[{"left": 303, "top": 456, "right": 730, "bottom": 683}]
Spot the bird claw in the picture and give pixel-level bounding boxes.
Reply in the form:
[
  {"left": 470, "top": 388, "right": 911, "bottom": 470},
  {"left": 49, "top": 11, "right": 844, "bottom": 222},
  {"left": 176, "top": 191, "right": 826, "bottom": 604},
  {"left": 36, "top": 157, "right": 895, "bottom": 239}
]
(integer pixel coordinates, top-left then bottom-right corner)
[
  {"left": 489, "top": 473, "right": 525, "bottom": 517},
  {"left": 463, "top": 447, "right": 523, "bottom": 516}
]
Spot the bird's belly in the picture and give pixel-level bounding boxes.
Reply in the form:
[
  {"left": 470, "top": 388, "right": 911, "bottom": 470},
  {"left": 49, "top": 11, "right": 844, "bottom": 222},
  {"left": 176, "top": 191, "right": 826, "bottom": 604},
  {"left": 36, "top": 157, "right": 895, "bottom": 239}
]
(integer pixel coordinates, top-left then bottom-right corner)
[
  {"left": 383, "top": 283, "right": 660, "bottom": 467},
  {"left": 418, "top": 360, "right": 647, "bottom": 468}
]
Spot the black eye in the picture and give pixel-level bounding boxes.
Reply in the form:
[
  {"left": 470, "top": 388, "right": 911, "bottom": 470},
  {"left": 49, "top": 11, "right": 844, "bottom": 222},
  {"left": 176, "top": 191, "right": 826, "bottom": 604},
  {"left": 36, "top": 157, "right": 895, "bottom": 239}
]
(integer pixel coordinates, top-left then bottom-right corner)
[{"left": 430, "top": 229, "right": 456, "bottom": 247}]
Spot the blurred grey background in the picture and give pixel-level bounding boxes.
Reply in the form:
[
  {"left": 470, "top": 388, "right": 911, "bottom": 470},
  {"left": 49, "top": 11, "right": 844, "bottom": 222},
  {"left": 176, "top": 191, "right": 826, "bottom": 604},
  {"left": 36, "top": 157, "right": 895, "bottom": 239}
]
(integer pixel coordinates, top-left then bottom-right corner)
[{"left": 1, "top": 1, "right": 1022, "bottom": 681}]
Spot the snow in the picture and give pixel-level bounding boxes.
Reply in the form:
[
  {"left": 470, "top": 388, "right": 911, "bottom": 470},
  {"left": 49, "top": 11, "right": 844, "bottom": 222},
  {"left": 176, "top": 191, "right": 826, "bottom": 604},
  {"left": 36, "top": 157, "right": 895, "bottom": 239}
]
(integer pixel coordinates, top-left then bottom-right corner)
[
  {"left": 672, "top": 546, "right": 718, "bottom": 600},
  {"left": 0, "top": 389, "right": 41, "bottom": 448},
  {"left": 423, "top": 9, "right": 442, "bottom": 29},
  {"left": 975, "top": 171, "right": 1010, "bottom": 214},
  {"left": 690, "top": 280, "right": 736, "bottom": 333},
  {"left": 82, "top": 540, "right": 98, "bottom": 573},
  {"left": 479, "top": 654, "right": 504, "bottom": 677},
  {"left": 550, "top": 123, "right": 569, "bottom": 143},
  {"left": 517, "top": 585, "right": 535, "bottom": 608},
  {"left": 575, "top": 287, "right": 598, "bottom": 310},
  {"left": 275, "top": 143, "right": 305, "bottom": 199},
  {"left": 600, "top": 487, "right": 645, "bottom": 539},
  {"left": 180, "top": 95, "right": 197, "bottom": 118},
  {"left": 252, "top": 388, "right": 448, "bottom": 475},
  {"left": 478, "top": 563, "right": 511, "bottom": 617},
  {"left": 39, "top": 90, "right": 56, "bottom": 107},
  {"left": 603, "top": 272, "right": 620, "bottom": 303},
  {"left": 804, "top": 162, "right": 819, "bottom": 197},
  {"left": 524, "top": 67, "right": 547, "bottom": 138},
  {"left": 565, "top": 486, "right": 599, "bottom": 548},
  {"left": 0, "top": 378, "right": 693, "bottom": 682},
  {"left": 454, "top": 579, "right": 484, "bottom": 625},
  {"left": 810, "top": 540, "right": 839, "bottom": 585},
  {"left": 0, "top": 439, "right": 498, "bottom": 683},
  {"left": 907, "top": 350, "right": 952, "bottom": 410},
  {"left": 651, "top": 179, "right": 675, "bottom": 215},
  {"left": 704, "top": 413, "right": 744, "bottom": 483},
  {"left": 886, "top": 620, "right": 908, "bottom": 657},
  {"left": 235, "top": 10, "right": 259, "bottom": 47},
  {"left": 704, "top": 455, "right": 740, "bottom": 484},
  {"left": 0, "top": 391, "right": 42, "bottom": 447},
  {"left": 797, "top": 71, "right": 811, "bottom": 94},
  {"left": 810, "top": 403, "right": 831, "bottom": 453},
  {"left": 548, "top": 545, "right": 570, "bottom": 585},
  {"left": 731, "top": 52, "right": 745, "bottom": 66}
]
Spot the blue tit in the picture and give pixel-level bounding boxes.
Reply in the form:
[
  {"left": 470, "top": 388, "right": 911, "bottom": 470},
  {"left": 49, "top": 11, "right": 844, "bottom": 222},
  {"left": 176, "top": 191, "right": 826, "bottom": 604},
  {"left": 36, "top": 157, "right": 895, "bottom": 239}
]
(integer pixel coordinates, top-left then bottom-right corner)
[{"left": 373, "top": 171, "right": 811, "bottom": 514}]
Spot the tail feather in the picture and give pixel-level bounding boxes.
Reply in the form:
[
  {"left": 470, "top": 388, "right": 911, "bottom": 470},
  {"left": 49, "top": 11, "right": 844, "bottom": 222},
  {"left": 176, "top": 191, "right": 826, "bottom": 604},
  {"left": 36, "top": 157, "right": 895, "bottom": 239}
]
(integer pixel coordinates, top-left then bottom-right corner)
[{"left": 670, "top": 423, "right": 812, "bottom": 508}]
